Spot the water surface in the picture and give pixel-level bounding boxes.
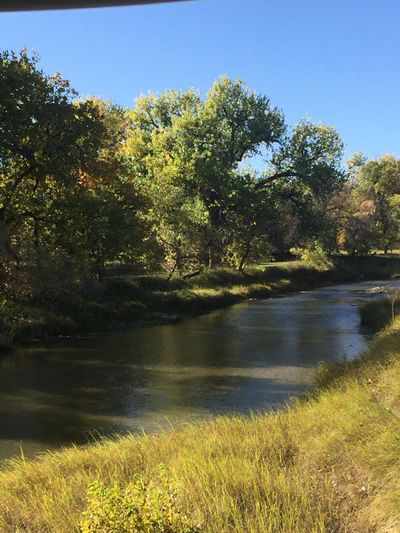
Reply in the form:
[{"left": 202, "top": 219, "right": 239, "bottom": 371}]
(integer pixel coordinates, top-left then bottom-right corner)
[{"left": 0, "top": 279, "right": 395, "bottom": 461}]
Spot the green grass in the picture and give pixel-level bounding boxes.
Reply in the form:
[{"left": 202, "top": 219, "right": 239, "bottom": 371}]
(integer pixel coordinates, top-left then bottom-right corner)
[
  {"left": 1, "top": 311, "right": 400, "bottom": 531},
  {"left": 18, "top": 255, "right": 400, "bottom": 343}
]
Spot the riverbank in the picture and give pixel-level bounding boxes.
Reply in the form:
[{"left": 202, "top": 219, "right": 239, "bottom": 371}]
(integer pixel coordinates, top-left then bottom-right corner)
[
  {"left": 1, "top": 308, "right": 400, "bottom": 532},
  {"left": 17, "top": 255, "right": 400, "bottom": 344}
]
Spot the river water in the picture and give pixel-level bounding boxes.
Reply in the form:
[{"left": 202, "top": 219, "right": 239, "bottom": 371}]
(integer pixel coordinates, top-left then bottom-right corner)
[{"left": 0, "top": 279, "right": 396, "bottom": 461}]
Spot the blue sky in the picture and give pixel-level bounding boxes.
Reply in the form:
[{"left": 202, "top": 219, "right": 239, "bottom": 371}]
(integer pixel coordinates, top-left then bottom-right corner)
[{"left": 0, "top": 0, "right": 399, "bottom": 161}]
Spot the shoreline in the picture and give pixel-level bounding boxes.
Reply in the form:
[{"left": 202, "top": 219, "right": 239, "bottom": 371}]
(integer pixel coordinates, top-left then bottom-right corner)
[
  {"left": 1, "top": 301, "right": 399, "bottom": 531},
  {"left": 14, "top": 255, "right": 400, "bottom": 348}
]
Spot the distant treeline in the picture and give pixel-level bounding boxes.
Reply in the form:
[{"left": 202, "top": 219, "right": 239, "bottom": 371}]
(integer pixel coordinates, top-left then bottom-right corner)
[{"left": 1, "top": 49, "right": 400, "bottom": 305}]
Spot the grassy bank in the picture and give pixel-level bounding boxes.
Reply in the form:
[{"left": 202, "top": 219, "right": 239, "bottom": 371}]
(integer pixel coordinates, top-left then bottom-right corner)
[
  {"left": 360, "top": 298, "right": 400, "bottom": 334},
  {"left": 18, "top": 255, "right": 400, "bottom": 342},
  {"left": 1, "top": 309, "right": 400, "bottom": 531}
]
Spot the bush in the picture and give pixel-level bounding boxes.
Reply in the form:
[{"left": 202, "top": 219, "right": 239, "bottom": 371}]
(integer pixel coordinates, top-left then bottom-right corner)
[
  {"left": 290, "top": 242, "right": 333, "bottom": 272},
  {"left": 80, "top": 467, "right": 201, "bottom": 533},
  {"left": 360, "top": 297, "right": 399, "bottom": 333}
]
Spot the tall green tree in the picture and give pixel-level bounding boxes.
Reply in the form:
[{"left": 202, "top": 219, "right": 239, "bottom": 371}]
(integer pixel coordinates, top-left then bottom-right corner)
[
  {"left": 356, "top": 155, "right": 400, "bottom": 253},
  {"left": 256, "top": 120, "right": 345, "bottom": 249},
  {"left": 125, "top": 78, "right": 286, "bottom": 271},
  {"left": 0, "top": 50, "right": 145, "bottom": 298},
  {"left": 125, "top": 79, "right": 345, "bottom": 273}
]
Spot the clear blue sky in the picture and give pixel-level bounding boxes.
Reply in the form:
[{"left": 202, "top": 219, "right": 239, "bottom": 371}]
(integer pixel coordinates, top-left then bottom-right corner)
[{"left": 0, "top": 0, "right": 399, "bottom": 160}]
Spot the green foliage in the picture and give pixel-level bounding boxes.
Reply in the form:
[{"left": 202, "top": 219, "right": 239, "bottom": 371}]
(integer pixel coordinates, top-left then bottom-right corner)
[
  {"left": 80, "top": 467, "right": 201, "bottom": 533},
  {"left": 125, "top": 78, "right": 344, "bottom": 273},
  {"left": 337, "top": 154, "right": 400, "bottom": 254},
  {"left": 290, "top": 242, "right": 333, "bottom": 271},
  {"left": 0, "top": 48, "right": 348, "bottom": 301},
  {"left": 3, "top": 46, "right": 400, "bottom": 338},
  {"left": 0, "top": 50, "right": 146, "bottom": 304},
  {"left": 336, "top": 192, "right": 377, "bottom": 255},
  {"left": 357, "top": 155, "right": 400, "bottom": 252}
]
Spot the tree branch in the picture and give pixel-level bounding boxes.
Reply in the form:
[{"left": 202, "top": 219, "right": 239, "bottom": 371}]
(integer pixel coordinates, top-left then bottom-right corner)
[{"left": 255, "top": 170, "right": 302, "bottom": 189}]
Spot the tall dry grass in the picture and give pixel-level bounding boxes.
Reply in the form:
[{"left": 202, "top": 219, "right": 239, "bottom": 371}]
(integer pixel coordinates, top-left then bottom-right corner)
[{"left": 0, "top": 317, "right": 400, "bottom": 531}]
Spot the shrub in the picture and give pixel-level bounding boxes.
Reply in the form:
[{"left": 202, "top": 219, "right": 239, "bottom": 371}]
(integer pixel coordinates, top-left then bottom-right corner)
[
  {"left": 80, "top": 467, "right": 201, "bottom": 533},
  {"left": 290, "top": 242, "right": 333, "bottom": 272},
  {"left": 360, "top": 291, "right": 400, "bottom": 333}
]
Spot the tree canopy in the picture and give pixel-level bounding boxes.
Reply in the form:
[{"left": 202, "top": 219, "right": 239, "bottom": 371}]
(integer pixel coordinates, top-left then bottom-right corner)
[{"left": 0, "top": 49, "right": 398, "bottom": 307}]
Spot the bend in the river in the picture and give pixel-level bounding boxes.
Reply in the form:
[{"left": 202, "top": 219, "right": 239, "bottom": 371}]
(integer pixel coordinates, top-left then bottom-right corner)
[{"left": 0, "top": 279, "right": 397, "bottom": 461}]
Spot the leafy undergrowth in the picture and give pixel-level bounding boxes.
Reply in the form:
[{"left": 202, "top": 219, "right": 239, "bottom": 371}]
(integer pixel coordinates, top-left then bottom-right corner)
[
  {"left": 80, "top": 467, "right": 201, "bottom": 532},
  {"left": 1, "top": 316, "right": 400, "bottom": 531}
]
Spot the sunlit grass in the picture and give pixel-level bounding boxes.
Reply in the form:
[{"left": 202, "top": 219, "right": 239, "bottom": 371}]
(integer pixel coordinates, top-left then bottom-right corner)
[{"left": 1, "top": 315, "right": 400, "bottom": 531}]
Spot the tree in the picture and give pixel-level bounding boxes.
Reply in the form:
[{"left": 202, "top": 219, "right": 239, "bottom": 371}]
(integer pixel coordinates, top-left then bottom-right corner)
[
  {"left": 125, "top": 78, "right": 345, "bottom": 273},
  {"left": 251, "top": 119, "right": 345, "bottom": 257},
  {"left": 125, "top": 78, "right": 287, "bottom": 272},
  {"left": 356, "top": 155, "right": 400, "bottom": 253},
  {"left": 0, "top": 50, "right": 145, "bottom": 299},
  {"left": 336, "top": 193, "right": 377, "bottom": 255},
  {"left": 195, "top": 77, "right": 285, "bottom": 264}
]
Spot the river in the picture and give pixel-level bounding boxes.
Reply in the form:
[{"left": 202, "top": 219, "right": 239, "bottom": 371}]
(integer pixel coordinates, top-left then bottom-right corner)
[{"left": 0, "top": 279, "right": 396, "bottom": 461}]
